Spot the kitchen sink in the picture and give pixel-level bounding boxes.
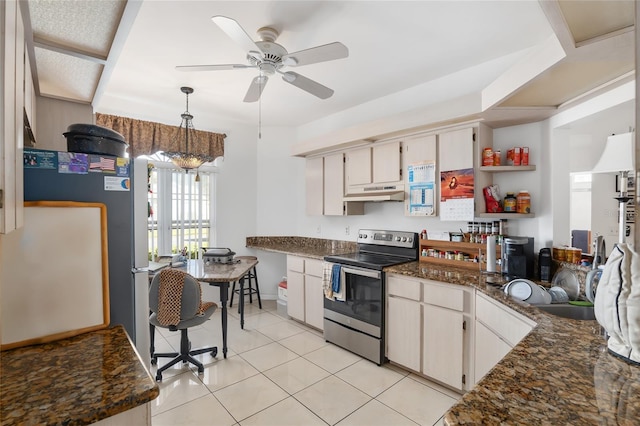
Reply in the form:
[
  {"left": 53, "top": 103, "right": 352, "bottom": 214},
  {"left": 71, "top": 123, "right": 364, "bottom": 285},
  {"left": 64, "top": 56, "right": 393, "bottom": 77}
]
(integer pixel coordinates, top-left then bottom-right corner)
[{"left": 537, "top": 303, "right": 596, "bottom": 320}]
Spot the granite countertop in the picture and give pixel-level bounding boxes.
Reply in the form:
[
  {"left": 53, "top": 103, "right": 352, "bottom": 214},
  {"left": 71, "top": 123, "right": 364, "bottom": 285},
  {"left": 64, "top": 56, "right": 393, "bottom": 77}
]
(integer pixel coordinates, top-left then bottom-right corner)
[
  {"left": 1, "top": 326, "right": 159, "bottom": 426},
  {"left": 385, "top": 262, "right": 639, "bottom": 425},
  {"left": 247, "top": 236, "right": 640, "bottom": 425},
  {"left": 246, "top": 235, "right": 356, "bottom": 260}
]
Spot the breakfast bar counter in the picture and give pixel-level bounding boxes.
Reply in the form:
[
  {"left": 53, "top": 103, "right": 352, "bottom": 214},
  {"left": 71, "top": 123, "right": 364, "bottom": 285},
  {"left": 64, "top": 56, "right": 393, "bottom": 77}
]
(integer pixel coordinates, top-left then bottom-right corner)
[{"left": 0, "top": 325, "right": 159, "bottom": 425}]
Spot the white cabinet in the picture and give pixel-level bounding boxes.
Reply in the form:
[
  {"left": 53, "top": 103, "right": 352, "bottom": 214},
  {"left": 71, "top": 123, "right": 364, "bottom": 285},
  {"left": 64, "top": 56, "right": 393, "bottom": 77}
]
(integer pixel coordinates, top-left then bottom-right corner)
[
  {"left": 305, "top": 153, "right": 364, "bottom": 216},
  {"left": 386, "top": 274, "right": 472, "bottom": 392},
  {"left": 304, "top": 275, "right": 324, "bottom": 330},
  {"left": 345, "top": 141, "right": 402, "bottom": 193},
  {"left": 1, "top": 1, "right": 25, "bottom": 234},
  {"left": 324, "top": 152, "right": 364, "bottom": 216},
  {"left": 473, "top": 292, "right": 536, "bottom": 384},
  {"left": 421, "top": 280, "right": 471, "bottom": 391},
  {"left": 286, "top": 255, "right": 324, "bottom": 330},
  {"left": 474, "top": 321, "right": 511, "bottom": 381},
  {"left": 305, "top": 157, "right": 324, "bottom": 215},
  {"left": 387, "top": 276, "right": 421, "bottom": 371},
  {"left": 372, "top": 141, "right": 401, "bottom": 183},
  {"left": 345, "top": 147, "right": 372, "bottom": 186},
  {"left": 402, "top": 134, "right": 437, "bottom": 216}
]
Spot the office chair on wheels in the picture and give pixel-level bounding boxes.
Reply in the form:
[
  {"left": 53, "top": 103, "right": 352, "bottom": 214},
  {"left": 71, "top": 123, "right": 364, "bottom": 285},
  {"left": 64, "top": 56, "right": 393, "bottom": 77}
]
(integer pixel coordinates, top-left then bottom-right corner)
[{"left": 149, "top": 269, "right": 217, "bottom": 381}]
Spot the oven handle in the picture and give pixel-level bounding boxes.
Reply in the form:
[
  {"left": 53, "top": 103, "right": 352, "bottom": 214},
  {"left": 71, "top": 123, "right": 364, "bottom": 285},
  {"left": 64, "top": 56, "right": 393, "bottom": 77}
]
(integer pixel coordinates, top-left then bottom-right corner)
[{"left": 341, "top": 266, "right": 381, "bottom": 280}]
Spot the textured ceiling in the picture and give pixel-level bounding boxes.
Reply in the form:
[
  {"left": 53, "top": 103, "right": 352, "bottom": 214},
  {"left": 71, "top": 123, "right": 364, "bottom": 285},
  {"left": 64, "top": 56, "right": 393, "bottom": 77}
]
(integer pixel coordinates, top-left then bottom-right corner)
[{"left": 23, "top": 0, "right": 635, "bottom": 131}]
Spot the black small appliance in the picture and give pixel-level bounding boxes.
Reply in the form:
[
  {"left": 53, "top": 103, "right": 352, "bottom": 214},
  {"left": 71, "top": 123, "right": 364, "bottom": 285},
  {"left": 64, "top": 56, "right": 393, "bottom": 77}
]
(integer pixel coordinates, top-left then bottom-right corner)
[
  {"left": 501, "top": 236, "right": 534, "bottom": 279},
  {"left": 538, "top": 248, "right": 552, "bottom": 282}
]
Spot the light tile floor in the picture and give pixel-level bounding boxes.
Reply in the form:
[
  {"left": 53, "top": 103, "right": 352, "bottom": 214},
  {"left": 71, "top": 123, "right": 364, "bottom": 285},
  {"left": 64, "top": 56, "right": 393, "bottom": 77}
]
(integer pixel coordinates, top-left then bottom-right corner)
[{"left": 150, "top": 298, "right": 460, "bottom": 426}]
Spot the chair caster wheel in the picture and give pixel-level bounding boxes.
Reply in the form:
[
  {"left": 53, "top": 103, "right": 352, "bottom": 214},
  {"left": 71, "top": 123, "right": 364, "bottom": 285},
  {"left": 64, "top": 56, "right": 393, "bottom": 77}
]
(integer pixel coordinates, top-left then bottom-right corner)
[
  {"left": 151, "top": 358, "right": 157, "bottom": 365},
  {"left": 211, "top": 348, "right": 218, "bottom": 357},
  {"left": 198, "top": 366, "right": 204, "bottom": 374},
  {"left": 155, "top": 373, "right": 162, "bottom": 382}
]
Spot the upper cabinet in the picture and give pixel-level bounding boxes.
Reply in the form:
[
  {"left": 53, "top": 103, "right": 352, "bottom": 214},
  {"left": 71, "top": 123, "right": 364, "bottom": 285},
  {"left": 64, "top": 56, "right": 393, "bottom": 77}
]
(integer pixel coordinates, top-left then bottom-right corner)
[
  {"left": 372, "top": 141, "right": 401, "bottom": 183},
  {"left": 345, "top": 147, "right": 372, "bottom": 186},
  {"left": 305, "top": 153, "right": 364, "bottom": 216},
  {"left": 345, "top": 140, "right": 403, "bottom": 197},
  {"left": 1, "top": 1, "right": 26, "bottom": 234},
  {"left": 402, "top": 134, "right": 437, "bottom": 217},
  {"left": 305, "top": 156, "right": 324, "bottom": 216}
]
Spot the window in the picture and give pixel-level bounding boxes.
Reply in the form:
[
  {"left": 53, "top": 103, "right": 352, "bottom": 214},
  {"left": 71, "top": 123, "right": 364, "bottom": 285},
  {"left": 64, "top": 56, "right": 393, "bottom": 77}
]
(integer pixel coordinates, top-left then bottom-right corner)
[{"left": 146, "top": 161, "right": 216, "bottom": 259}]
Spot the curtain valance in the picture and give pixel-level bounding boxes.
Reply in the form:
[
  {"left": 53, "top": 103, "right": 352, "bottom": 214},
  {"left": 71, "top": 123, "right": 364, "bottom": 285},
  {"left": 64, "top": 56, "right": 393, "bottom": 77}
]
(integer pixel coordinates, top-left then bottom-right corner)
[{"left": 95, "top": 113, "right": 225, "bottom": 160}]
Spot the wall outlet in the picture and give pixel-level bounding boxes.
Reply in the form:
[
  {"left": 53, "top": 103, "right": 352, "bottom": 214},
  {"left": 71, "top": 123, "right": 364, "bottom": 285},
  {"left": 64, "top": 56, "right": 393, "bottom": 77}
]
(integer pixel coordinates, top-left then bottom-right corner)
[
  {"left": 345, "top": 226, "right": 350, "bottom": 235},
  {"left": 316, "top": 225, "right": 321, "bottom": 234}
]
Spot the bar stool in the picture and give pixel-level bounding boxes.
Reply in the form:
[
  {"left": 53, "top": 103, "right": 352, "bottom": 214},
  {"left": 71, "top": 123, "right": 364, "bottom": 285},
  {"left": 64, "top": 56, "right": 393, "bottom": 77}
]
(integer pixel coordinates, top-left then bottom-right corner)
[{"left": 229, "top": 256, "right": 262, "bottom": 311}]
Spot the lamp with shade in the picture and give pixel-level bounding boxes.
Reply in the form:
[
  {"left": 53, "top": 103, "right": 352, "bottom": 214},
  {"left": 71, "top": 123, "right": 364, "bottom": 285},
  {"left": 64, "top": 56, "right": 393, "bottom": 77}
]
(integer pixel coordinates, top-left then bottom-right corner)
[{"left": 591, "top": 132, "right": 635, "bottom": 244}]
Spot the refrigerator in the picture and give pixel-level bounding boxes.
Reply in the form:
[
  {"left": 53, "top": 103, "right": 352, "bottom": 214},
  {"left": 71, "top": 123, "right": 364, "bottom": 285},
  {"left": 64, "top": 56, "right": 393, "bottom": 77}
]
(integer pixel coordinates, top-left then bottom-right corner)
[{"left": 22, "top": 148, "right": 150, "bottom": 364}]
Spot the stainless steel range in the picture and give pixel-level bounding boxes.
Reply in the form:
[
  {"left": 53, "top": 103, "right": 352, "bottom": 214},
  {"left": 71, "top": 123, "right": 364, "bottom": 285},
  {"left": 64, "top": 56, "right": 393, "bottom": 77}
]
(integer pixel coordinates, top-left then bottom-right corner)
[{"left": 323, "top": 229, "right": 418, "bottom": 365}]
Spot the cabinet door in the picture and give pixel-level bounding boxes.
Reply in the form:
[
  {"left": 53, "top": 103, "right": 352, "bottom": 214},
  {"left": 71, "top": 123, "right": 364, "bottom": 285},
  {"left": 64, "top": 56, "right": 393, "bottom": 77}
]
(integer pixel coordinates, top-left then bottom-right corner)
[
  {"left": 323, "top": 152, "right": 345, "bottom": 216},
  {"left": 304, "top": 275, "right": 324, "bottom": 330},
  {"left": 1, "top": 1, "right": 25, "bottom": 234},
  {"left": 372, "top": 141, "right": 400, "bottom": 183},
  {"left": 474, "top": 321, "right": 511, "bottom": 384},
  {"left": 287, "top": 271, "right": 305, "bottom": 322},
  {"left": 422, "top": 304, "right": 464, "bottom": 390},
  {"left": 305, "top": 157, "right": 324, "bottom": 215},
  {"left": 403, "top": 135, "right": 436, "bottom": 167},
  {"left": 387, "top": 296, "right": 421, "bottom": 371},
  {"left": 346, "top": 147, "right": 372, "bottom": 186}
]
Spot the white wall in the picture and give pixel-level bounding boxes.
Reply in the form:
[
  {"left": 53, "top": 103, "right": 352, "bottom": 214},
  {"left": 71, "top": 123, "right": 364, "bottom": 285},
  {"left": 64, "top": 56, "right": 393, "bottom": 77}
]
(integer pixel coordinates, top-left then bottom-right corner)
[
  {"left": 550, "top": 97, "right": 635, "bottom": 251},
  {"left": 35, "top": 97, "right": 93, "bottom": 151}
]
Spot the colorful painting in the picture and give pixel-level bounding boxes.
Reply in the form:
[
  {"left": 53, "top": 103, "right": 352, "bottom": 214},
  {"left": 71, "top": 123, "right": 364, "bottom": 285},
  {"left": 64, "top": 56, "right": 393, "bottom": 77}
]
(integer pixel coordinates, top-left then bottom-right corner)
[{"left": 440, "top": 168, "right": 474, "bottom": 201}]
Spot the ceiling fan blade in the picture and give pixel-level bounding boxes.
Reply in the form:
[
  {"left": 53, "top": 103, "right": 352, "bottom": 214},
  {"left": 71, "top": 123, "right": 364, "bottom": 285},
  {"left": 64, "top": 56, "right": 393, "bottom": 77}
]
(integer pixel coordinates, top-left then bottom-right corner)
[
  {"left": 281, "top": 71, "right": 334, "bottom": 99},
  {"left": 282, "top": 42, "right": 348, "bottom": 67},
  {"left": 176, "top": 64, "right": 253, "bottom": 72},
  {"left": 244, "top": 75, "right": 268, "bottom": 103},
  {"left": 212, "top": 16, "right": 263, "bottom": 60}
]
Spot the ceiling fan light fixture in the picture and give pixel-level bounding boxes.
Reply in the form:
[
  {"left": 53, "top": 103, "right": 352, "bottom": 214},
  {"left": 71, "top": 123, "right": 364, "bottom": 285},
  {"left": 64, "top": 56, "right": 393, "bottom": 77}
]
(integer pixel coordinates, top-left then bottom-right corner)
[
  {"left": 282, "top": 72, "right": 297, "bottom": 83},
  {"left": 163, "top": 86, "right": 214, "bottom": 171},
  {"left": 282, "top": 57, "right": 297, "bottom": 66}
]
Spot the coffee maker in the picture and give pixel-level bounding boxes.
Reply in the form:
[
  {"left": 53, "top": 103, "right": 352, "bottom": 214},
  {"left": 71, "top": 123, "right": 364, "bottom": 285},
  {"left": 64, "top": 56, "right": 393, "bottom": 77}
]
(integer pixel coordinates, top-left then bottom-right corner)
[{"left": 502, "top": 237, "right": 534, "bottom": 279}]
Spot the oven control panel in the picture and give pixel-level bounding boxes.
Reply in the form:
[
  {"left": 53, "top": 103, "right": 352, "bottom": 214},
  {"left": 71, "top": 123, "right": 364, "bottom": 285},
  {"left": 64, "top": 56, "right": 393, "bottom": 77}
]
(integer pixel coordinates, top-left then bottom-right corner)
[{"left": 357, "top": 229, "right": 417, "bottom": 248}]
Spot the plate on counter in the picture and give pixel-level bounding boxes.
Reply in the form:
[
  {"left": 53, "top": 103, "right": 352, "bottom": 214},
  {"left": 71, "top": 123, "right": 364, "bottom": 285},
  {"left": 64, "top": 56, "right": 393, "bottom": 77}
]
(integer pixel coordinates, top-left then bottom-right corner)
[{"left": 551, "top": 268, "right": 580, "bottom": 301}]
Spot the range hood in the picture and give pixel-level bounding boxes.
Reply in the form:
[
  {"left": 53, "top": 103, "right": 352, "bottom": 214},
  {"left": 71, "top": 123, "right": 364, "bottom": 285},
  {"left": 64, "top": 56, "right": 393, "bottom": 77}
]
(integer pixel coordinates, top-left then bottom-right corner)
[{"left": 343, "top": 184, "right": 405, "bottom": 202}]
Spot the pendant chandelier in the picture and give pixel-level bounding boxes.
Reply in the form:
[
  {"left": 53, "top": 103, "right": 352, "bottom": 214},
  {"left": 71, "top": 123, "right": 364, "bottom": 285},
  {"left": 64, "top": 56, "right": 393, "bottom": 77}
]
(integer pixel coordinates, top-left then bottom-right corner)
[{"left": 163, "top": 86, "right": 214, "bottom": 172}]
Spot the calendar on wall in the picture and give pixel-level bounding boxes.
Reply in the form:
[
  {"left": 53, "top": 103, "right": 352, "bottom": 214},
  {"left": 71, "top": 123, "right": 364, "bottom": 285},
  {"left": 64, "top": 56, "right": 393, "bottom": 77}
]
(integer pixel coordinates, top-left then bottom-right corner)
[
  {"left": 407, "top": 161, "right": 436, "bottom": 216},
  {"left": 440, "top": 168, "right": 475, "bottom": 221}
]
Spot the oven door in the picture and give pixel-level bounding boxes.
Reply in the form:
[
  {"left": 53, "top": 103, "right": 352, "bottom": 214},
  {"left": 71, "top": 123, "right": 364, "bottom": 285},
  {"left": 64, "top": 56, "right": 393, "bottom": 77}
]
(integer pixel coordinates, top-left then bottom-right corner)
[{"left": 324, "top": 265, "right": 383, "bottom": 328}]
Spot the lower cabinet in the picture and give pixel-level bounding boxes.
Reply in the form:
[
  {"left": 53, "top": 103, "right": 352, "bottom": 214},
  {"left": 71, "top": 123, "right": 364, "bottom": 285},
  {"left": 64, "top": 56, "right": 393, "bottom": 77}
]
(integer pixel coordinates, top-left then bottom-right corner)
[
  {"left": 422, "top": 304, "right": 464, "bottom": 389},
  {"left": 473, "top": 291, "right": 536, "bottom": 384},
  {"left": 304, "top": 274, "right": 324, "bottom": 329},
  {"left": 286, "top": 255, "right": 324, "bottom": 331},
  {"left": 386, "top": 274, "right": 472, "bottom": 392},
  {"left": 387, "top": 295, "right": 421, "bottom": 371}
]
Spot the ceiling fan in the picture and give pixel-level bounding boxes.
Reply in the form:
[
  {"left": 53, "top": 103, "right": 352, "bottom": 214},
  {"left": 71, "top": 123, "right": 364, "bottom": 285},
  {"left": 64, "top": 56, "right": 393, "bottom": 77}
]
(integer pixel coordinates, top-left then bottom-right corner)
[{"left": 177, "top": 16, "right": 349, "bottom": 102}]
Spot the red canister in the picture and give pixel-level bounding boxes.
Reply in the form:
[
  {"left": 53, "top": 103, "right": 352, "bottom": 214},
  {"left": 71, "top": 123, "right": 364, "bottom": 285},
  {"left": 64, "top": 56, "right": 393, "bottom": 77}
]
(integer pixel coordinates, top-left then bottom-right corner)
[{"left": 482, "top": 148, "right": 494, "bottom": 166}]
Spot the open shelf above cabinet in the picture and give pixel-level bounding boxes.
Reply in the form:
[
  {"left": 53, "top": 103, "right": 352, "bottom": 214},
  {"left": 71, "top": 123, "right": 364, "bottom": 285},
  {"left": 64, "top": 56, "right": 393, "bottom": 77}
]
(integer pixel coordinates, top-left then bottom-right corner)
[{"left": 479, "top": 165, "right": 536, "bottom": 172}]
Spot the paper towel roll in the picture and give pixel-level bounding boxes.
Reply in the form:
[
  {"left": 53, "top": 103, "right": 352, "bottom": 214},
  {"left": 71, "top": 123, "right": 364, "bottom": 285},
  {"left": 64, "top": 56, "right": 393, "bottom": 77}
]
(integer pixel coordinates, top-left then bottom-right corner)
[{"left": 486, "top": 235, "right": 496, "bottom": 273}]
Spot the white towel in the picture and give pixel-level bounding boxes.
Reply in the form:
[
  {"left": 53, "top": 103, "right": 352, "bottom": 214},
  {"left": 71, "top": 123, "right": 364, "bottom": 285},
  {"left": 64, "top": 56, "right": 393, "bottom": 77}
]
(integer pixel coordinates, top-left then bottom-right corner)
[
  {"left": 322, "top": 262, "right": 333, "bottom": 299},
  {"left": 594, "top": 243, "right": 640, "bottom": 363}
]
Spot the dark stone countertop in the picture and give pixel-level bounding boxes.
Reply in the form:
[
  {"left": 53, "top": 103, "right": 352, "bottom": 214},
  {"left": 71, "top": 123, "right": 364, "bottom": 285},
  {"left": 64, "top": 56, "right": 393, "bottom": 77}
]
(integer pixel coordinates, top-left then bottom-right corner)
[
  {"left": 247, "top": 236, "right": 640, "bottom": 425},
  {"left": 0, "top": 326, "right": 159, "bottom": 426}
]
